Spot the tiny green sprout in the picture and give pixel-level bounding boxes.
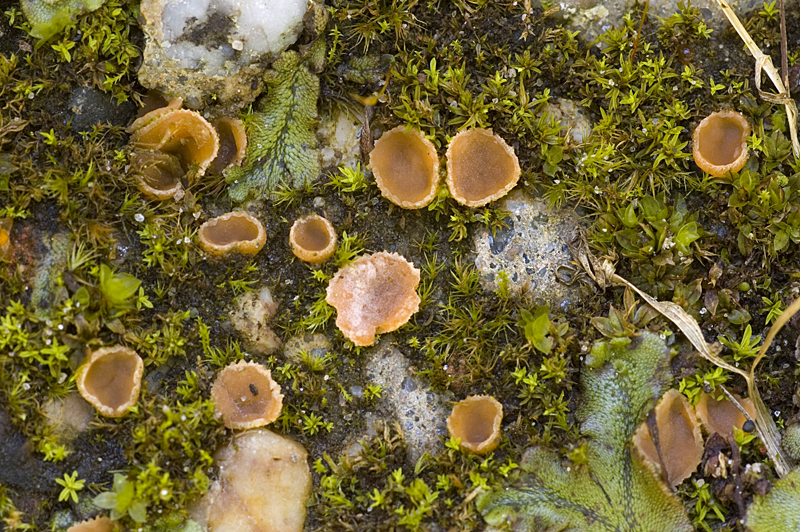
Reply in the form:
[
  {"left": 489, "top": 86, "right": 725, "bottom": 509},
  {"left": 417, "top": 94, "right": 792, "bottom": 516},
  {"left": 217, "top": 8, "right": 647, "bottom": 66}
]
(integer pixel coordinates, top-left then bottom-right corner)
[
  {"left": 760, "top": 296, "right": 784, "bottom": 325},
  {"left": 364, "top": 383, "right": 383, "bottom": 400},
  {"left": 718, "top": 324, "right": 761, "bottom": 362},
  {"left": 93, "top": 473, "right": 148, "bottom": 523},
  {"left": 758, "top": 0, "right": 778, "bottom": 20},
  {"left": 519, "top": 306, "right": 552, "bottom": 354},
  {"left": 56, "top": 470, "right": 85, "bottom": 503},
  {"left": 445, "top": 437, "right": 462, "bottom": 452},
  {"left": 39, "top": 129, "right": 58, "bottom": 146},
  {"left": 498, "top": 458, "right": 519, "bottom": 477},
  {"left": 329, "top": 163, "right": 369, "bottom": 193},
  {"left": 708, "top": 77, "right": 725, "bottom": 95},
  {"left": 51, "top": 41, "right": 76, "bottom": 62}
]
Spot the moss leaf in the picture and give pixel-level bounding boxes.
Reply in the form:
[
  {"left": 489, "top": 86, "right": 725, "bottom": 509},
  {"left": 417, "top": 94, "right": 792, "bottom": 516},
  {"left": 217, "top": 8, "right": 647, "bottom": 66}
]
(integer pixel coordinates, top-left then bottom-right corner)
[
  {"left": 225, "top": 51, "right": 320, "bottom": 202},
  {"left": 21, "top": 0, "right": 106, "bottom": 40},
  {"left": 477, "top": 333, "right": 693, "bottom": 532},
  {"left": 745, "top": 468, "right": 800, "bottom": 531}
]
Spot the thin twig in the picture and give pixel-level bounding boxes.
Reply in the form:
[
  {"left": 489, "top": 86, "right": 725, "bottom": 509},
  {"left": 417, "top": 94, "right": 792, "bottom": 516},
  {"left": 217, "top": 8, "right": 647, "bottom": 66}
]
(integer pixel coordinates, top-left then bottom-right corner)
[{"left": 713, "top": 0, "right": 799, "bottom": 158}]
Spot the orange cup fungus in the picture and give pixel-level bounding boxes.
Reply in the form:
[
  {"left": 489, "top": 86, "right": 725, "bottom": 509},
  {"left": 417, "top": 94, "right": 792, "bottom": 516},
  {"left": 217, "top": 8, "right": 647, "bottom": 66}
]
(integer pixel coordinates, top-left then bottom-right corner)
[
  {"left": 326, "top": 251, "right": 421, "bottom": 346},
  {"left": 290, "top": 214, "right": 337, "bottom": 263},
  {"left": 633, "top": 389, "right": 703, "bottom": 487},
  {"left": 76, "top": 345, "right": 144, "bottom": 418},
  {"left": 66, "top": 516, "right": 114, "bottom": 532},
  {"left": 209, "top": 116, "right": 248, "bottom": 174},
  {"left": 131, "top": 151, "right": 185, "bottom": 201},
  {"left": 369, "top": 126, "right": 440, "bottom": 209},
  {"left": 129, "top": 97, "right": 219, "bottom": 200},
  {"left": 130, "top": 108, "right": 219, "bottom": 177},
  {"left": 692, "top": 110, "right": 750, "bottom": 178},
  {"left": 211, "top": 360, "right": 284, "bottom": 429},
  {"left": 695, "top": 391, "right": 756, "bottom": 438},
  {"left": 198, "top": 211, "right": 266, "bottom": 256},
  {"left": 446, "top": 395, "right": 503, "bottom": 454},
  {"left": 445, "top": 128, "right": 521, "bottom": 207},
  {"left": 0, "top": 217, "right": 12, "bottom": 259}
]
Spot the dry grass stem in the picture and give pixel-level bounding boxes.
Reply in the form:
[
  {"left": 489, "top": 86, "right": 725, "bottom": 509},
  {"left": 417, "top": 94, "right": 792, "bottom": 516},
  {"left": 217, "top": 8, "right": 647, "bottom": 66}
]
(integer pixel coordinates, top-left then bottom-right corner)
[{"left": 712, "top": 0, "right": 799, "bottom": 158}]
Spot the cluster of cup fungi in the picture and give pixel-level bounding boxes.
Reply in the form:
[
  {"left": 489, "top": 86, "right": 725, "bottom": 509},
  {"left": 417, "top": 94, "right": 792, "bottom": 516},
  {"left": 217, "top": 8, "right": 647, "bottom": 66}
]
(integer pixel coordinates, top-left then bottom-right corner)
[{"left": 65, "top": 102, "right": 759, "bottom": 531}]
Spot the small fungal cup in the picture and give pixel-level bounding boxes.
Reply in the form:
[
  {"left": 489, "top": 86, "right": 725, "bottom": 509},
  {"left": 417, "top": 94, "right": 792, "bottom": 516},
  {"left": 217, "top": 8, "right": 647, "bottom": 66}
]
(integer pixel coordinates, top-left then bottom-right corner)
[
  {"left": 445, "top": 128, "right": 521, "bottom": 207},
  {"left": 198, "top": 211, "right": 266, "bottom": 256},
  {"left": 369, "top": 126, "right": 440, "bottom": 209},
  {"left": 692, "top": 110, "right": 750, "bottom": 178},
  {"left": 211, "top": 360, "right": 283, "bottom": 429},
  {"left": 76, "top": 345, "right": 144, "bottom": 418},
  {"left": 290, "top": 214, "right": 337, "bottom": 263},
  {"left": 130, "top": 105, "right": 219, "bottom": 181},
  {"left": 326, "top": 251, "right": 421, "bottom": 346},
  {"left": 447, "top": 395, "right": 503, "bottom": 454},
  {"left": 633, "top": 389, "right": 703, "bottom": 487}
]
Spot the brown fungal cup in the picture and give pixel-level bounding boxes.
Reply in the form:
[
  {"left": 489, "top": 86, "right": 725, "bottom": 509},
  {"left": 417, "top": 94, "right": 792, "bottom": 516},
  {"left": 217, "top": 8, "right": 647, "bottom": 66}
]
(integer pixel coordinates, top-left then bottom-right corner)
[
  {"left": 633, "top": 389, "right": 703, "bottom": 487},
  {"left": 290, "top": 214, "right": 337, "bottom": 263},
  {"left": 447, "top": 395, "right": 503, "bottom": 454},
  {"left": 209, "top": 117, "right": 248, "bottom": 174},
  {"left": 130, "top": 107, "right": 219, "bottom": 180},
  {"left": 66, "top": 516, "right": 114, "bottom": 532},
  {"left": 326, "top": 251, "right": 421, "bottom": 346},
  {"left": 369, "top": 126, "right": 440, "bottom": 209},
  {"left": 695, "top": 391, "right": 756, "bottom": 438},
  {"left": 76, "top": 345, "right": 144, "bottom": 418},
  {"left": 211, "top": 360, "right": 283, "bottom": 429},
  {"left": 445, "top": 128, "right": 521, "bottom": 207},
  {"left": 198, "top": 211, "right": 266, "bottom": 256},
  {"left": 692, "top": 110, "right": 750, "bottom": 178},
  {"left": 132, "top": 151, "right": 185, "bottom": 201}
]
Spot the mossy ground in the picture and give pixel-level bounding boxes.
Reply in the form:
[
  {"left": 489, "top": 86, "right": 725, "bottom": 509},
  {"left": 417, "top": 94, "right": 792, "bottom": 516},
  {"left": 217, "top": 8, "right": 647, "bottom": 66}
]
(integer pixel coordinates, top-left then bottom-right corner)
[{"left": 0, "top": 0, "right": 800, "bottom": 530}]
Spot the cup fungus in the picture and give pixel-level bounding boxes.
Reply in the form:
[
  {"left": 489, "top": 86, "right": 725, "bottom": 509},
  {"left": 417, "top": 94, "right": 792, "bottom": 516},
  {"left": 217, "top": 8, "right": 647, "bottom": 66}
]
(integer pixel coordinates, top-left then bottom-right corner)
[
  {"left": 695, "top": 391, "right": 756, "bottom": 438},
  {"left": 76, "top": 345, "right": 144, "bottom": 418},
  {"left": 66, "top": 516, "right": 113, "bottom": 532},
  {"left": 132, "top": 151, "right": 185, "bottom": 201},
  {"left": 326, "top": 251, "right": 421, "bottom": 346},
  {"left": 692, "top": 110, "right": 750, "bottom": 178},
  {"left": 129, "top": 104, "right": 219, "bottom": 180},
  {"left": 209, "top": 117, "right": 248, "bottom": 174},
  {"left": 445, "top": 128, "right": 521, "bottom": 207},
  {"left": 198, "top": 211, "right": 266, "bottom": 256},
  {"left": 369, "top": 126, "right": 440, "bottom": 209},
  {"left": 633, "top": 389, "right": 703, "bottom": 487},
  {"left": 289, "top": 214, "right": 337, "bottom": 263},
  {"left": 211, "top": 360, "right": 283, "bottom": 429},
  {"left": 446, "top": 395, "right": 503, "bottom": 454}
]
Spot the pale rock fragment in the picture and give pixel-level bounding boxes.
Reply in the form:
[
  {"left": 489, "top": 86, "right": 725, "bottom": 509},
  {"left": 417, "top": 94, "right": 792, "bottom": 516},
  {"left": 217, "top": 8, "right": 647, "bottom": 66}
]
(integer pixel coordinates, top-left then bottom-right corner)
[
  {"left": 229, "top": 287, "right": 281, "bottom": 354},
  {"left": 138, "top": 0, "right": 309, "bottom": 110},
  {"left": 191, "top": 429, "right": 311, "bottom": 532}
]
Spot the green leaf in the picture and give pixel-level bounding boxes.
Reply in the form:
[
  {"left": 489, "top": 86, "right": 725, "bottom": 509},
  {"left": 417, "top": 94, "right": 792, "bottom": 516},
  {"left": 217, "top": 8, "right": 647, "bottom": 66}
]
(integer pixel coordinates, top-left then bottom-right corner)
[
  {"left": 129, "top": 501, "right": 148, "bottom": 523},
  {"left": 93, "top": 492, "right": 117, "bottom": 510},
  {"left": 520, "top": 307, "right": 552, "bottom": 354},
  {"left": 674, "top": 222, "right": 700, "bottom": 254},
  {"left": 99, "top": 264, "right": 141, "bottom": 307},
  {"left": 226, "top": 51, "right": 320, "bottom": 202},
  {"left": 477, "top": 333, "right": 693, "bottom": 532},
  {"left": 774, "top": 229, "right": 790, "bottom": 252}
]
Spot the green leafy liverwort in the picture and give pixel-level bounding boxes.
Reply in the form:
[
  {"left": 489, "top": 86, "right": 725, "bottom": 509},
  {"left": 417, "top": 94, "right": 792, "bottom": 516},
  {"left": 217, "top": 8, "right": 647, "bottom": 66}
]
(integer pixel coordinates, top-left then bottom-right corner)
[
  {"left": 226, "top": 50, "right": 320, "bottom": 202},
  {"left": 745, "top": 468, "right": 800, "bottom": 532},
  {"left": 477, "top": 332, "right": 692, "bottom": 531}
]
